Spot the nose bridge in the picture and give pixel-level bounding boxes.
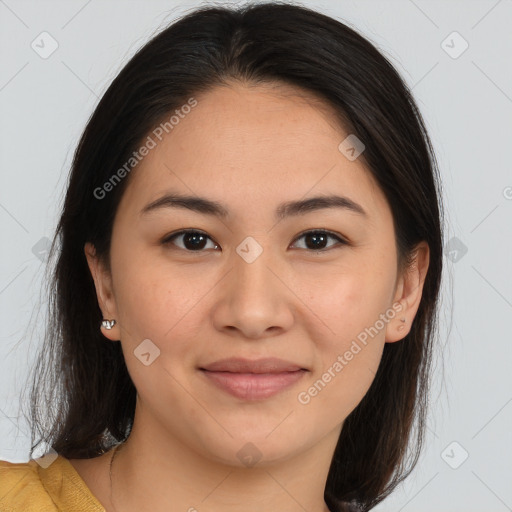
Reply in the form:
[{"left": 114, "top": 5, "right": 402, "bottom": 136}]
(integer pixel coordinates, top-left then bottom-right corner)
[
  {"left": 232, "top": 238, "right": 277, "bottom": 303},
  {"left": 212, "top": 237, "right": 293, "bottom": 338}
]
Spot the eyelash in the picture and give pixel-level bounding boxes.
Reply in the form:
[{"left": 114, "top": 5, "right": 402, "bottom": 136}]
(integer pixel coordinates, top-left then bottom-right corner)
[{"left": 161, "top": 229, "right": 348, "bottom": 253}]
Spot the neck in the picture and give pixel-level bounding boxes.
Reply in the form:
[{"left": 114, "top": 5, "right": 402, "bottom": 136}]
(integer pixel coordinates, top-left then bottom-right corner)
[{"left": 107, "top": 421, "right": 338, "bottom": 512}]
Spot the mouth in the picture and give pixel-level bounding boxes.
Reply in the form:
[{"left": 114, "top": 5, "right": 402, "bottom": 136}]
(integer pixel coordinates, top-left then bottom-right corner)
[
  {"left": 199, "top": 356, "right": 308, "bottom": 373},
  {"left": 198, "top": 357, "right": 309, "bottom": 400},
  {"left": 199, "top": 368, "right": 307, "bottom": 401}
]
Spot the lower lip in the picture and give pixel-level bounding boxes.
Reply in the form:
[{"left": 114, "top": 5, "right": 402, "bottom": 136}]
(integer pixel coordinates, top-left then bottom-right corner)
[{"left": 200, "top": 369, "right": 307, "bottom": 400}]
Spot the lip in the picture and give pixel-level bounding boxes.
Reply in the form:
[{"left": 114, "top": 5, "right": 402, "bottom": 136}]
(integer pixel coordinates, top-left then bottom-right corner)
[
  {"left": 199, "top": 357, "right": 307, "bottom": 373},
  {"left": 198, "top": 357, "right": 309, "bottom": 401},
  {"left": 200, "top": 369, "right": 307, "bottom": 400}
]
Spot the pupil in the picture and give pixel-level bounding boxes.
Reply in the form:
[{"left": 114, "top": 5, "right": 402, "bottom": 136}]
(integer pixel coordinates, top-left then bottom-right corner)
[
  {"left": 306, "top": 232, "right": 327, "bottom": 250},
  {"left": 184, "top": 232, "right": 206, "bottom": 250}
]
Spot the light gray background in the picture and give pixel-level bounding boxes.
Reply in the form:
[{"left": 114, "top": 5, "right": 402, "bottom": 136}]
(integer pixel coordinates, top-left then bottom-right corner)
[{"left": 1, "top": 1, "right": 511, "bottom": 511}]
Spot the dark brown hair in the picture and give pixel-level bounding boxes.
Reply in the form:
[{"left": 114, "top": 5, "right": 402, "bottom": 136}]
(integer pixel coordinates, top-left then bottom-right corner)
[{"left": 22, "top": 2, "right": 444, "bottom": 511}]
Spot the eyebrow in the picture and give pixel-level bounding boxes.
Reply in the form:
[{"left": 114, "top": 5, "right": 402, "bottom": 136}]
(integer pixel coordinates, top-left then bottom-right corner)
[{"left": 140, "top": 192, "right": 367, "bottom": 220}]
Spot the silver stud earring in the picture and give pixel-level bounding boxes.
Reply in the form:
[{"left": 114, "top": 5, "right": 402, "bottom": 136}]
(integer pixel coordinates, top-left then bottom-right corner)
[{"left": 101, "top": 319, "right": 116, "bottom": 330}]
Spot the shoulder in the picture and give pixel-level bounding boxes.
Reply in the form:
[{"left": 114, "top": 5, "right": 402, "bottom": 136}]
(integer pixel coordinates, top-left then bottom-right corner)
[
  {"left": 0, "top": 458, "right": 55, "bottom": 511},
  {"left": 0, "top": 455, "right": 105, "bottom": 512}
]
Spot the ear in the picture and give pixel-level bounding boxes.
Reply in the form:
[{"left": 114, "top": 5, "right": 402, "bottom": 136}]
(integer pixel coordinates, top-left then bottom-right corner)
[
  {"left": 84, "top": 242, "right": 121, "bottom": 341},
  {"left": 385, "top": 241, "right": 430, "bottom": 343}
]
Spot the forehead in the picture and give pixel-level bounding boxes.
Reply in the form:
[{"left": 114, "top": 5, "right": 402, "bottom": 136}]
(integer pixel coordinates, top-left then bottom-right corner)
[{"left": 118, "top": 82, "right": 387, "bottom": 222}]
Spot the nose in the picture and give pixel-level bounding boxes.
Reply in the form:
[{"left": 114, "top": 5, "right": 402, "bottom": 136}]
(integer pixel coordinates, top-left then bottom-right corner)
[{"left": 211, "top": 246, "right": 295, "bottom": 340}]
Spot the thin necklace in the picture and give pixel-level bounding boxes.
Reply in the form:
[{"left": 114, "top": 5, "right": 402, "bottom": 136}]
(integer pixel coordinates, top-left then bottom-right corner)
[{"left": 108, "top": 443, "right": 124, "bottom": 512}]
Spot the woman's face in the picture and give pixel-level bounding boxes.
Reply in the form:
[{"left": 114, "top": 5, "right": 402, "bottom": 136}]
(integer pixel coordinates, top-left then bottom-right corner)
[{"left": 86, "top": 82, "right": 428, "bottom": 467}]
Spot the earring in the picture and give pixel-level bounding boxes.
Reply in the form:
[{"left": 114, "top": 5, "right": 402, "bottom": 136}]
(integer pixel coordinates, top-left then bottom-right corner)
[
  {"left": 101, "top": 319, "right": 116, "bottom": 330},
  {"left": 398, "top": 317, "right": 406, "bottom": 331}
]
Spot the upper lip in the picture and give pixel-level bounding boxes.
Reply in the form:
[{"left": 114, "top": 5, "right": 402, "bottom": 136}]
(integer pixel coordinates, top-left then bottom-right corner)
[{"left": 199, "top": 357, "right": 307, "bottom": 373}]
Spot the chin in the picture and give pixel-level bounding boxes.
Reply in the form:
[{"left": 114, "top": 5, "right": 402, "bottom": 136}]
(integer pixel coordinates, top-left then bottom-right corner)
[{"left": 200, "top": 430, "right": 308, "bottom": 469}]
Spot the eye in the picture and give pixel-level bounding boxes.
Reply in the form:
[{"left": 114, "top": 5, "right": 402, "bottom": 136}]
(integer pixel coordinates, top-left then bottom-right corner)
[
  {"left": 161, "top": 229, "right": 347, "bottom": 253},
  {"left": 162, "top": 230, "right": 219, "bottom": 252},
  {"left": 290, "top": 230, "right": 348, "bottom": 251}
]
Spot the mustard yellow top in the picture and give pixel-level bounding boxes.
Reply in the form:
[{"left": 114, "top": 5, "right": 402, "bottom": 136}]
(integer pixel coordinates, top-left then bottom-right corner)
[{"left": 0, "top": 455, "right": 105, "bottom": 511}]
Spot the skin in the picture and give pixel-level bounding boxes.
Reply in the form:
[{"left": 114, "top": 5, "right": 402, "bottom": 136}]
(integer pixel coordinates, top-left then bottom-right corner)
[{"left": 70, "top": 81, "right": 429, "bottom": 512}]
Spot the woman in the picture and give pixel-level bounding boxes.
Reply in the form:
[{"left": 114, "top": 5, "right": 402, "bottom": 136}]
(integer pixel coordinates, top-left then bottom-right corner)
[{"left": 0, "top": 2, "right": 443, "bottom": 511}]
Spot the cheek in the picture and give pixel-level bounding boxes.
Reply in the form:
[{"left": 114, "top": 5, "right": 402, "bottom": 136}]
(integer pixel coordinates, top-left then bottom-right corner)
[
  {"left": 112, "top": 257, "right": 218, "bottom": 391},
  {"left": 300, "top": 263, "right": 395, "bottom": 344},
  {"left": 296, "top": 263, "right": 394, "bottom": 407},
  {"left": 296, "top": 273, "right": 389, "bottom": 417},
  {"left": 114, "top": 254, "right": 204, "bottom": 336},
  {"left": 299, "top": 341, "right": 384, "bottom": 429},
  {"left": 112, "top": 262, "right": 201, "bottom": 404}
]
